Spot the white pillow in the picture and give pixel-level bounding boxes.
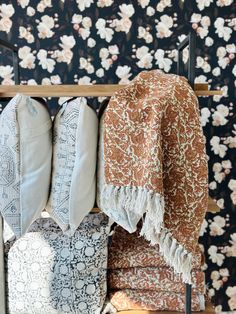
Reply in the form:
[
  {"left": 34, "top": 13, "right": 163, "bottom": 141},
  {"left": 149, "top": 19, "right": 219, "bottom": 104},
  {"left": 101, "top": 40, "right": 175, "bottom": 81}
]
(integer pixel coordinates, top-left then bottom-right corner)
[
  {"left": 0, "top": 94, "right": 52, "bottom": 238},
  {"left": 6, "top": 213, "right": 111, "bottom": 314},
  {"left": 46, "top": 97, "right": 98, "bottom": 235}
]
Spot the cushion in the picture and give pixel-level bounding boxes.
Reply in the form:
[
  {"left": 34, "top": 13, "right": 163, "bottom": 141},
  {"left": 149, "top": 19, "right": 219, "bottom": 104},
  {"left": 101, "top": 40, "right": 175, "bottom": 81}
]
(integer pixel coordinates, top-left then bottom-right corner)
[
  {"left": 0, "top": 94, "right": 52, "bottom": 238},
  {"left": 6, "top": 213, "right": 111, "bottom": 314},
  {"left": 46, "top": 97, "right": 98, "bottom": 235}
]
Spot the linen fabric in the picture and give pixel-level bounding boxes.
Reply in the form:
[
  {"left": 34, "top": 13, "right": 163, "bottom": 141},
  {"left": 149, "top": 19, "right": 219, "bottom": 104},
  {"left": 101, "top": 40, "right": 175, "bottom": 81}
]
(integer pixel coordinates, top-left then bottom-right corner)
[
  {"left": 0, "top": 94, "right": 52, "bottom": 238},
  {"left": 46, "top": 97, "right": 98, "bottom": 235},
  {"left": 108, "top": 267, "right": 205, "bottom": 294},
  {"left": 108, "top": 290, "right": 205, "bottom": 312},
  {"left": 6, "top": 213, "right": 111, "bottom": 314},
  {"left": 97, "top": 69, "right": 208, "bottom": 283}
]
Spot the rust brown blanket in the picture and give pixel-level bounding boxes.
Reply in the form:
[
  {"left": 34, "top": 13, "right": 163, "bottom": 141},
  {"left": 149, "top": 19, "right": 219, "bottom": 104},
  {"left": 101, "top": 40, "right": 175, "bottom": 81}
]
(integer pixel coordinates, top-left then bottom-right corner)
[
  {"left": 108, "top": 267, "right": 205, "bottom": 294},
  {"left": 109, "top": 290, "right": 205, "bottom": 312},
  {"left": 97, "top": 70, "right": 208, "bottom": 283}
]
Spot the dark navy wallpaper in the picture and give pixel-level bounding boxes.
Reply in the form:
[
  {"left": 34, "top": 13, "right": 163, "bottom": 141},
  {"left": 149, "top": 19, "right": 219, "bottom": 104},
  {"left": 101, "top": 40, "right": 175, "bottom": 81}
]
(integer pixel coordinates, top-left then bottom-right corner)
[{"left": 0, "top": 0, "right": 236, "bottom": 311}]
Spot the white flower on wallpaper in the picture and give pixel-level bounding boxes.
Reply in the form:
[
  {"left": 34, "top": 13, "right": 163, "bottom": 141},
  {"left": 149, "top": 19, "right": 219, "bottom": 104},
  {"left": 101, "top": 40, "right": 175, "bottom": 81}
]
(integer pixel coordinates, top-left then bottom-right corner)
[
  {"left": 18, "top": 46, "right": 36, "bottom": 69},
  {"left": 205, "top": 36, "right": 213, "bottom": 47},
  {"left": 116, "top": 65, "right": 132, "bottom": 84},
  {"left": 214, "top": 18, "right": 233, "bottom": 42},
  {"left": 42, "top": 75, "right": 61, "bottom": 85},
  {"left": 200, "top": 107, "right": 211, "bottom": 126},
  {"left": 37, "top": 0, "right": 52, "bottom": 13},
  {"left": 190, "top": 14, "right": 210, "bottom": 39},
  {"left": 196, "top": 0, "right": 213, "bottom": 11},
  {"left": 97, "top": 0, "right": 113, "bottom": 8},
  {"left": 136, "top": 46, "right": 153, "bottom": 69},
  {"left": 216, "top": 0, "right": 234, "bottom": 7},
  {"left": 80, "top": 57, "right": 94, "bottom": 74},
  {"left": 138, "top": 0, "right": 150, "bottom": 9},
  {"left": 51, "top": 35, "right": 75, "bottom": 64},
  {"left": 208, "top": 245, "right": 225, "bottom": 266},
  {"left": 37, "top": 49, "right": 56, "bottom": 73},
  {"left": 99, "top": 45, "right": 119, "bottom": 70},
  {"left": 212, "top": 104, "right": 229, "bottom": 126},
  {"left": 26, "top": 7, "right": 36, "bottom": 17},
  {"left": 146, "top": 6, "right": 155, "bottom": 16},
  {"left": 0, "top": 65, "right": 14, "bottom": 85},
  {"left": 224, "top": 124, "right": 236, "bottom": 149},
  {"left": 209, "top": 216, "right": 226, "bottom": 236},
  {"left": 19, "top": 26, "right": 35, "bottom": 43},
  {"left": 156, "top": 0, "right": 172, "bottom": 12},
  {"left": 156, "top": 15, "right": 174, "bottom": 38},
  {"left": 154, "top": 49, "right": 172, "bottom": 72},
  {"left": 197, "top": 56, "right": 211, "bottom": 73},
  {"left": 76, "top": 0, "right": 93, "bottom": 12},
  {"left": 0, "top": 4, "right": 14, "bottom": 33},
  {"left": 110, "top": 4, "right": 135, "bottom": 34},
  {"left": 72, "top": 14, "right": 92, "bottom": 40},
  {"left": 228, "top": 179, "right": 236, "bottom": 205},
  {"left": 226, "top": 286, "right": 236, "bottom": 310},
  {"left": 18, "top": 0, "right": 30, "bottom": 9},
  {"left": 210, "top": 136, "right": 228, "bottom": 158},
  {"left": 37, "top": 15, "right": 55, "bottom": 39},
  {"left": 96, "top": 18, "right": 114, "bottom": 43},
  {"left": 138, "top": 26, "right": 153, "bottom": 43}
]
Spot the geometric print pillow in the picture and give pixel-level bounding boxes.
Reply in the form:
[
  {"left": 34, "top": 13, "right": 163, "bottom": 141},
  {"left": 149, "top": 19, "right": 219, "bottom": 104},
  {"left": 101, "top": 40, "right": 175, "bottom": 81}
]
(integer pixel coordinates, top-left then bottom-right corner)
[
  {"left": 46, "top": 97, "right": 98, "bottom": 235},
  {"left": 0, "top": 94, "right": 52, "bottom": 238},
  {"left": 6, "top": 213, "right": 111, "bottom": 314}
]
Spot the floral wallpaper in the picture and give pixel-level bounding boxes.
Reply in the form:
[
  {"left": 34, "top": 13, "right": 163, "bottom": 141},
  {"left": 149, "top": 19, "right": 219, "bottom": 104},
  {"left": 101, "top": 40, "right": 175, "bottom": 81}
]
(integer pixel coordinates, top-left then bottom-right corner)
[{"left": 0, "top": 0, "right": 236, "bottom": 312}]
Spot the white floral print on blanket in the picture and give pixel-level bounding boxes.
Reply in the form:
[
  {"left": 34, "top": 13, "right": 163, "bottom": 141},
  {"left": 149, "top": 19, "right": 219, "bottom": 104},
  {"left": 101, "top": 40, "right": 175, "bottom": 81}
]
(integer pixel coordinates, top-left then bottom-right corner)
[{"left": 6, "top": 213, "right": 111, "bottom": 314}]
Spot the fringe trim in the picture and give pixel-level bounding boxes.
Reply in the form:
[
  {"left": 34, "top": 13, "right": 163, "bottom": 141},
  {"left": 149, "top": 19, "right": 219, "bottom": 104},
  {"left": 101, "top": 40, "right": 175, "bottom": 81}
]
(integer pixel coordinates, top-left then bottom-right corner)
[
  {"left": 100, "top": 184, "right": 193, "bottom": 284},
  {"left": 140, "top": 227, "right": 193, "bottom": 284},
  {"left": 100, "top": 184, "right": 165, "bottom": 234}
]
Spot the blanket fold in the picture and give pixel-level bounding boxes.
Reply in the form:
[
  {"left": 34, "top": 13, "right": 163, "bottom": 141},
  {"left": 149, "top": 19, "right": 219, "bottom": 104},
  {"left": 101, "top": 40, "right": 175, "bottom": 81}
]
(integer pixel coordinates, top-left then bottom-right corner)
[
  {"left": 98, "top": 69, "right": 208, "bottom": 283},
  {"left": 108, "top": 267, "right": 205, "bottom": 294},
  {"left": 109, "top": 290, "right": 205, "bottom": 312}
]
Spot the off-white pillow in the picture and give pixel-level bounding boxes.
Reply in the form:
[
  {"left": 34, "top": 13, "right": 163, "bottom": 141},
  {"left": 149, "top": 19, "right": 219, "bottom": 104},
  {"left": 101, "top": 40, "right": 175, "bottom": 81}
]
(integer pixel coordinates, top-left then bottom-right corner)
[
  {"left": 6, "top": 213, "right": 111, "bottom": 314},
  {"left": 46, "top": 97, "right": 98, "bottom": 235},
  {"left": 0, "top": 94, "right": 52, "bottom": 238}
]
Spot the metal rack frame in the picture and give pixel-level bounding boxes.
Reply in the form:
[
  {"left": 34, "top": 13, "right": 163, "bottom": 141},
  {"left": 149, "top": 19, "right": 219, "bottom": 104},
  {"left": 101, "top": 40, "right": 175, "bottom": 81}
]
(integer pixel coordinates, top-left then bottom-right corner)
[{"left": 0, "top": 31, "right": 219, "bottom": 314}]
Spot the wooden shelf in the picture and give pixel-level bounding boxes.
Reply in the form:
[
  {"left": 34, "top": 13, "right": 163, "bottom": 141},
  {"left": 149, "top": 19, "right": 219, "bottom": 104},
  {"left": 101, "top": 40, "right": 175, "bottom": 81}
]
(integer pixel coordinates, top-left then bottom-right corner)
[
  {"left": 0, "top": 84, "right": 223, "bottom": 98},
  {"left": 118, "top": 301, "right": 214, "bottom": 314}
]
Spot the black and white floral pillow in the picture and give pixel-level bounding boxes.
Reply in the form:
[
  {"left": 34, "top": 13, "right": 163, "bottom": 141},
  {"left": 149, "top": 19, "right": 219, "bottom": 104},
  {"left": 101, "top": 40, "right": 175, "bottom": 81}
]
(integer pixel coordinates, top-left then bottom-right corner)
[{"left": 6, "top": 213, "right": 111, "bottom": 314}]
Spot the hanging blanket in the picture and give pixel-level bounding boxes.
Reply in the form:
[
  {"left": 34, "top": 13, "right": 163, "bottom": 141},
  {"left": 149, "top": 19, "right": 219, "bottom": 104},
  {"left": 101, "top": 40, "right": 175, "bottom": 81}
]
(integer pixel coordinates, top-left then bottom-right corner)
[
  {"left": 108, "top": 267, "right": 205, "bottom": 294},
  {"left": 97, "top": 70, "right": 208, "bottom": 283},
  {"left": 108, "top": 225, "right": 203, "bottom": 270},
  {"left": 109, "top": 289, "right": 205, "bottom": 312}
]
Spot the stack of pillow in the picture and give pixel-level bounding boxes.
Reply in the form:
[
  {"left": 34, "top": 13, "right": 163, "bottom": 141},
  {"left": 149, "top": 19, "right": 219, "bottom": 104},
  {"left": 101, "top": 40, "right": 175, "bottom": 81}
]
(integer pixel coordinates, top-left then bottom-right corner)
[
  {"left": 107, "top": 225, "right": 206, "bottom": 312},
  {"left": 0, "top": 94, "right": 110, "bottom": 314}
]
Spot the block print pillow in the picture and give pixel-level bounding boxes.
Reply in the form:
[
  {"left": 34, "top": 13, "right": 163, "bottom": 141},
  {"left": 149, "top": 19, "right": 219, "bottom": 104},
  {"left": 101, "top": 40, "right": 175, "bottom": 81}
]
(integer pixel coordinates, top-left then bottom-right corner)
[
  {"left": 6, "top": 213, "right": 111, "bottom": 314},
  {"left": 0, "top": 94, "right": 52, "bottom": 238},
  {"left": 46, "top": 97, "right": 98, "bottom": 235}
]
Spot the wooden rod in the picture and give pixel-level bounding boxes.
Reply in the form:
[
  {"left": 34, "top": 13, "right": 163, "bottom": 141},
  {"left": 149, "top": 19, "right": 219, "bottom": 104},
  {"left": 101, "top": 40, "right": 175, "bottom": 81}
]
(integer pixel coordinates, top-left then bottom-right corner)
[{"left": 0, "top": 84, "right": 222, "bottom": 98}]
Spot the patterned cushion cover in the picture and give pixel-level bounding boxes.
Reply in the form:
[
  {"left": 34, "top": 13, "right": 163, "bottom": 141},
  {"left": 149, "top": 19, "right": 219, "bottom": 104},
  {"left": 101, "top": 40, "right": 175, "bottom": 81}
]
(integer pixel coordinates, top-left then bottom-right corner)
[
  {"left": 0, "top": 94, "right": 52, "bottom": 238},
  {"left": 46, "top": 97, "right": 98, "bottom": 234},
  {"left": 6, "top": 213, "right": 111, "bottom": 314}
]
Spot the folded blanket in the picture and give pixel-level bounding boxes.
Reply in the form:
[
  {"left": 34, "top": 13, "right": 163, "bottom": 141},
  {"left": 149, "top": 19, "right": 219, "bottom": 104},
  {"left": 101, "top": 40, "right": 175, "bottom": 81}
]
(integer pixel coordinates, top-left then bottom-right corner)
[
  {"left": 108, "top": 267, "right": 205, "bottom": 294},
  {"left": 97, "top": 70, "right": 208, "bottom": 283},
  {"left": 108, "top": 226, "right": 203, "bottom": 270},
  {"left": 109, "top": 290, "right": 205, "bottom": 312}
]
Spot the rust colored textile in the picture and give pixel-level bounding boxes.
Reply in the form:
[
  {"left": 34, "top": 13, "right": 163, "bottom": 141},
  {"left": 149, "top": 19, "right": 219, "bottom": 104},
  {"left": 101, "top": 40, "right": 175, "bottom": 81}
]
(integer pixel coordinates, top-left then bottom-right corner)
[
  {"left": 97, "top": 69, "right": 208, "bottom": 283},
  {"left": 108, "top": 267, "right": 205, "bottom": 294},
  {"left": 108, "top": 225, "right": 203, "bottom": 270},
  {"left": 109, "top": 290, "right": 204, "bottom": 312}
]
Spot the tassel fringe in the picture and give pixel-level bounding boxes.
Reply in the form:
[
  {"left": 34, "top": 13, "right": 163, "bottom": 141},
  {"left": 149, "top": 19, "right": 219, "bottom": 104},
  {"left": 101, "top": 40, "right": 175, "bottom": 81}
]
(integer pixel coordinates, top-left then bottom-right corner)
[{"left": 100, "top": 184, "right": 193, "bottom": 284}]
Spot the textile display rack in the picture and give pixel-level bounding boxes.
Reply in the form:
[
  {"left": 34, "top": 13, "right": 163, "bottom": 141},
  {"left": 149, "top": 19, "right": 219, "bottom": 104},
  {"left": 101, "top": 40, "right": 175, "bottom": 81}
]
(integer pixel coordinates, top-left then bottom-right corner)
[{"left": 0, "top": 31, "right": 221, "bottom": 314}]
